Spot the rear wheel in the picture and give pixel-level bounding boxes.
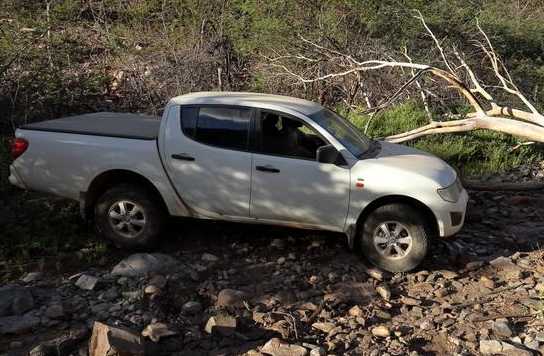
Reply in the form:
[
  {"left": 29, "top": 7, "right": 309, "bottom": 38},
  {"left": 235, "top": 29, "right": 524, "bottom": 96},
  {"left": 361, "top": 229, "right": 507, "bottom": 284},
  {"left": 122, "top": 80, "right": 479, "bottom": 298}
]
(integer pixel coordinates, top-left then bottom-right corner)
[
  {"left": 94, "top": 184, "right": 164, "bottom": 248},
  {"left": 360, "top": 203, "right": 429, "bottom": 272}
]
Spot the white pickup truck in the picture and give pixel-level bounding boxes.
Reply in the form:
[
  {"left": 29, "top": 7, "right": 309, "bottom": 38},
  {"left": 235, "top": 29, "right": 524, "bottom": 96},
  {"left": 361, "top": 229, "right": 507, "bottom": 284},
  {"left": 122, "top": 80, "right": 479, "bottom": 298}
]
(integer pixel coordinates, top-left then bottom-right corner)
[{"left": 9, "top": 92, "right": 468, "bottom": 272}]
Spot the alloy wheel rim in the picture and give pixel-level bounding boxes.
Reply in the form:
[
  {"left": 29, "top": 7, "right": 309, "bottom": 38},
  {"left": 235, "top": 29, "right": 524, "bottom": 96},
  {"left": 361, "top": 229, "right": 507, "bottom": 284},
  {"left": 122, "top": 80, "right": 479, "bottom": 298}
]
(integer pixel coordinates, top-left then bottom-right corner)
[
  {"left": 107, "top": 200, "right": 146, "bottom": 239},
  {"left": 372, "top": 221, "right": 413, "bottom": 260}
]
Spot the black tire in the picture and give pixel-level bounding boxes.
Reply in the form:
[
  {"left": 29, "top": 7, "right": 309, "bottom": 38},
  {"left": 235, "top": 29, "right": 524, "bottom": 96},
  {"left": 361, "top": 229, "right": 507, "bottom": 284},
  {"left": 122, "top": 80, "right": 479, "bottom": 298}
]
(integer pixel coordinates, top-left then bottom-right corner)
[
  {"left": 360, "top": 203, "right": 430, "bottom": 272},
  {"left": 94, "top": 184, "right": 164, "bottom": 249}
]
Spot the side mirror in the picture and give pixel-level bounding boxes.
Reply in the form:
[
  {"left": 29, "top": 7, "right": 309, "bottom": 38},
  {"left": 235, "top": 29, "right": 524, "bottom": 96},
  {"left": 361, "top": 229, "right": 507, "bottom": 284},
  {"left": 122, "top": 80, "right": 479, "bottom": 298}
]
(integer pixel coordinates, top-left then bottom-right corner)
[{"left": 316, "top": 144, "right": 346, "bottom": 165}]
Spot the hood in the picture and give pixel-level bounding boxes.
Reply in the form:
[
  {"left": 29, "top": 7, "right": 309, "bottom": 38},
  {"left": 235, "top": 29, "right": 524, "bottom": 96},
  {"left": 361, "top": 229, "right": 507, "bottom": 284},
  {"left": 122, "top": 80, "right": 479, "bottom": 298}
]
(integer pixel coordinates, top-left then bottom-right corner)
[{"left": 371, "top": 141, "right": 457, "bottom": 187}]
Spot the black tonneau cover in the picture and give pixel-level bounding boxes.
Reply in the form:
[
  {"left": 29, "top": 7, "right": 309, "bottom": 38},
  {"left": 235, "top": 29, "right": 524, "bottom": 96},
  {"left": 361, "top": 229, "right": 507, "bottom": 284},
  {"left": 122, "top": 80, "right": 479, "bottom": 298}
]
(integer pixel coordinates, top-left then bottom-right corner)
[{"left": 22, "top": 112, "right": 161, "bottom": 140}]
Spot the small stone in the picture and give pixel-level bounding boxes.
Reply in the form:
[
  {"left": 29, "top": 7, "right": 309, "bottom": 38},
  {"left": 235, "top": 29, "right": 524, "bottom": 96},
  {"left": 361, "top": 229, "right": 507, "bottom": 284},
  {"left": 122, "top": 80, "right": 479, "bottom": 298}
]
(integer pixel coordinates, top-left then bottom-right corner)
[
  {"left": 144, "top": 285, "right": 160, "bottom": 295},
  {"left": 480, "top": 276, "right": 496, "bottom": 289},
  {"left": 492, "top": 320, "right": 513, "bottom": 338},
  {"left": 524, "top": 338, "right": 539, "bottom": 350},
  {"left": 261, "top": 338, "right": 308, "bottom": 356},
  {"left": 419, "top": 319, "right": 434, "bottom": 330},
  {"left": 182, "top": 301, "right": 202, "bottom": 314},
  {"left": 89, "top": 321, "right": 144, "bottom": 356},
  {"left": 9, "top": 341, "right": 22, "bottom": 349},
  {"left": 75, "top": 275, "right": 98, "bottom": 291},
  {"left": 141, "top": 322, "right": 177, "bottom": 342},
  {"left": 0, "top": 286, "right": 34, "bottom": 316},
  {"left": 364, "top": 266, "right": 384, "bottom": 281},
  {"left": 148, "top": 275, "right": 167, "bottom": 289},
  {"left": 111, "top": 253, "right": 178, "bottom": 277},
  {"left": 327, "top": 272, "right": 338, "bottom": 283},
  {"left": 439, "top": 270, "right": 459, "bottom": 279},
  {"left": 465, "top": 261, "right": 484, "bottom": 271},
  {"left": 376, "top": 285, "right": 391, "bottom": 301},
  {"left": 21, "top": 272, "right": 42, "bottom": 283},
  {"left": 401, "top": 296, "right": 421, "bottom": 306},
  {"left": 371, "top": 325, "right": 390, "bottom": 337},
  {"left": 480, "top": 340, "right": 503, "bottom": 354},
  {"left": 434, "top": 287, "right": 454, "bottom": 298},
  {"left": 117, "top": 277, "right": 128, "bottom": 286},
  {"left": 216, "top": 289, "right": 246, "bottom": 308},
  {"left": 277, "top": 257, "right": 286, "bottom": 265},
  {"left": 45, "top": 304, "right": 64, "bottom": 319},
  {"left": 270, "top": 239, "right": 285, "bottom": 249},
  {"left": 348, "top": 305, "right": 364, "bottom": 317},
  {"left": 0, "top": 314, "right": 40, "bottom": 334},
  {"left": 201, "top": 253, "right": 219, "bottom": 262},
  {"left": 479, "top": 339, "right": 531, "bottom": 356},
  {"left": 309, "top": 347, "right": 326, "bottom": 356},
  {"left": 205, "top": 314, "right": 237, "bottom": 336},
  {"left": 311, "top": 322, "right": 335, "bottom": 333},
  {"left": 490, "top": 256, "right": 523, "bottom": 281}
]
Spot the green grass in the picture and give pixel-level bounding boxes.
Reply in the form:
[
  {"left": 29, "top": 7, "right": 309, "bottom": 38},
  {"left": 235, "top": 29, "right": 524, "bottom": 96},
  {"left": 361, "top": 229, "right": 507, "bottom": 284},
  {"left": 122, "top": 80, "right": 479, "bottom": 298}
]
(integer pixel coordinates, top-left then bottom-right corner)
[{"left": 341, "top": 102, "right": 544, "bottom": 176}]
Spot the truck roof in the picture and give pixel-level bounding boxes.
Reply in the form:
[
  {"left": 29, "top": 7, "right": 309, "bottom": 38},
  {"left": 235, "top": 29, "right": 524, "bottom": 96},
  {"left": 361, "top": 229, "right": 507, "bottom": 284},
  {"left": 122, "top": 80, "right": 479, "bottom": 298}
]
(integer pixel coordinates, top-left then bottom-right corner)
[
  {"left": 169, "top": 92, "right": 324, "bottom": 116},
  {"left": 22, "top": 112, "right": 160, "bottom": 140}
]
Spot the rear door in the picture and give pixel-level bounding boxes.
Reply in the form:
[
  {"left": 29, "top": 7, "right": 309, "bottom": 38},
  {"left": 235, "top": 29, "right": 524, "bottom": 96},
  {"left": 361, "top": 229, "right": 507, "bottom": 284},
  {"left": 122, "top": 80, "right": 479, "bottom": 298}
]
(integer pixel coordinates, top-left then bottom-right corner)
[
  {"left": 249, "top": 109, "right": 350, "bottom": 230},
  {"left": 163, "top": 105, "right": 254, "bottom": 218}
]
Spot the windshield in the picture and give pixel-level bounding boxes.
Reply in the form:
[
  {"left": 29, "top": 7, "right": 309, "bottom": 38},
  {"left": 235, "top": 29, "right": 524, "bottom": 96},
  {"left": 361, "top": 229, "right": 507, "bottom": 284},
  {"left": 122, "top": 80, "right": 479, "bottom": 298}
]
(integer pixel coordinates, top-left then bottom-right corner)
[{"left": 309, "top": 109, "right": 371, "bottom": 158}]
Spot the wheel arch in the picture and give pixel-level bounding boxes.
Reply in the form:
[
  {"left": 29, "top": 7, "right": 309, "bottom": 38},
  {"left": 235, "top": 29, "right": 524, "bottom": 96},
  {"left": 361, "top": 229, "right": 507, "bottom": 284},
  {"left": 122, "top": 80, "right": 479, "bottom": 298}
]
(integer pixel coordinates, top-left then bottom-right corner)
[
  {"left": 81, "top": 169, "right": 168, "bottom": 220},
  {"left": 348, "top": 195, "right": 439, "bottom": 249}
]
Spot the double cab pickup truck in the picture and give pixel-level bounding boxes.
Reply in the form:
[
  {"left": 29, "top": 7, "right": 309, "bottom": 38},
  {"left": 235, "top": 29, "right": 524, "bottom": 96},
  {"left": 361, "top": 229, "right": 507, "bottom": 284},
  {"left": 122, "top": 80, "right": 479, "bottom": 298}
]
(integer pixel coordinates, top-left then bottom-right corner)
[{"left": 9, "top": 92, "right": 468, "bottom": 272}]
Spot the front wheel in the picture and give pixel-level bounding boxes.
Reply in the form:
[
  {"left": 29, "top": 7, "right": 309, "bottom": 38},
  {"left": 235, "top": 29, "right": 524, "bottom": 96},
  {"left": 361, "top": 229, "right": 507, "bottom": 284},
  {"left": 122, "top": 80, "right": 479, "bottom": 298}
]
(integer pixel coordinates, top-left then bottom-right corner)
[
  {"left": 94, "top": 184, "right": 164, "bottom": 248},
  {"left": 360, "top": 203, "right": 430, "bottom": 272}
]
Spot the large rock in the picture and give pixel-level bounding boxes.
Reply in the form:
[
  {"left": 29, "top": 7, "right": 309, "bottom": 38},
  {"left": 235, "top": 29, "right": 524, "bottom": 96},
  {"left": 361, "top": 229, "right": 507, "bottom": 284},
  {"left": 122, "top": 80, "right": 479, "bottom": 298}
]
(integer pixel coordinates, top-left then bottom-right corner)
[
  {"left": 0, "top": 285, "right": 34, "bottom": 316},
  {"left": 261, "top": 338, "right": 308, "bottom": 356},
  {"left": 89, "top": 321, "right": 144, "bottom": 356},
  {"left": 0, "top": 314, "right": 40, "bottom": 334},
  {"left": 111, "top": 254, "right": 178, "bottom": 277}
]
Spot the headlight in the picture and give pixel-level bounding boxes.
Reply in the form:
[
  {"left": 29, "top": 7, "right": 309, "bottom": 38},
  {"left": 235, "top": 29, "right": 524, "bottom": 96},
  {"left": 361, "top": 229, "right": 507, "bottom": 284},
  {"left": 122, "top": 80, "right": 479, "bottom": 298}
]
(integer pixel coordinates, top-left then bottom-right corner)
[{"left": 437, "top": 178, "right": 463, "bottom": 203}]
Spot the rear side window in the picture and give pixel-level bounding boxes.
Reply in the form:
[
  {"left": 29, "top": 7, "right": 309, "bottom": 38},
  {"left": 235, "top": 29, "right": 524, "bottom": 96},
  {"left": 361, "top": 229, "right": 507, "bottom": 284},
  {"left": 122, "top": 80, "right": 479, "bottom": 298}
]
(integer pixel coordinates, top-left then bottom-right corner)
[
  {"left": 181, "top": 107, "right": 198, "bottom": 138},
  {"left": 180, "top": 106, "right": 251, "bottom": 151}
]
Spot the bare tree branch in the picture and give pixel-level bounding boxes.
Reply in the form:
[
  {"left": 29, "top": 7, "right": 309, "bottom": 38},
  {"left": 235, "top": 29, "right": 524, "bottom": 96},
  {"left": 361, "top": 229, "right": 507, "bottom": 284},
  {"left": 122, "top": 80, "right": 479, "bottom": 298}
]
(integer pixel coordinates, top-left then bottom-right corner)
[{"left": 265, "top": 12, "right": 544, "bottom": 144}]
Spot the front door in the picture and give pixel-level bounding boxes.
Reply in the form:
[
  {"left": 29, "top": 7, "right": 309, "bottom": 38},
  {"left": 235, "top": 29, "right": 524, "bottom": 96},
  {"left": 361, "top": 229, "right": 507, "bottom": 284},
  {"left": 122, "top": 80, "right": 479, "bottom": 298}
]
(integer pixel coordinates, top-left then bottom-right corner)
[
  {"left": 250, "top": 110, "right": 350, "bottom": 230},
  {"left": 163, "top": 105, "right": 253, "bottom": 218}
]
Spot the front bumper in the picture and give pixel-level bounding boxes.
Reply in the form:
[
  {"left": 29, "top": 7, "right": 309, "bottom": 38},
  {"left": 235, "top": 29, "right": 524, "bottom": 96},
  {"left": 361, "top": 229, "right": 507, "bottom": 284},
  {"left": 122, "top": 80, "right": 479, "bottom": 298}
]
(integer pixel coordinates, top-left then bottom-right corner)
[
  {"left": 435, "top": 188, "right": 469, "bottom": 237},
  {"left": 8, "top": 164, "right": 26, "bottom": 189}
]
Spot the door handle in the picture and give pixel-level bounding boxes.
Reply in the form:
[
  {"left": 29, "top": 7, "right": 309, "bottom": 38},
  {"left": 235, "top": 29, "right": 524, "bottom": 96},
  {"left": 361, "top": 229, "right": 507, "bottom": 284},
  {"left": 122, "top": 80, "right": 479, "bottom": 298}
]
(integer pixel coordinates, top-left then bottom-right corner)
[
  {"left": 171, "top": 153, "right": 195, "bottom": 161},
  {"left": 256, "top": 165, "right": 280, "bottom": 173}
]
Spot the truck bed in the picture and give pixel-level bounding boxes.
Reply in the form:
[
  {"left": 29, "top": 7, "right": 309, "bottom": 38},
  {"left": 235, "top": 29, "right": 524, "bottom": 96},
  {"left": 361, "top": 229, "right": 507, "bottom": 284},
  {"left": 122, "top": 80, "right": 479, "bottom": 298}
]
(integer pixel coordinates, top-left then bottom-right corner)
[{"left": 22, "top": 112, "right": 161, "bottom": 140}]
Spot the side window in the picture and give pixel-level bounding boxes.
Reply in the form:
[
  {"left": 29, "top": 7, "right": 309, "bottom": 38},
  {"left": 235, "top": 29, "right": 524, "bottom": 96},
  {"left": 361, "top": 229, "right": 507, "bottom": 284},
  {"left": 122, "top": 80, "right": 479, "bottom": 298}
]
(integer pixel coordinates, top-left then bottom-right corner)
[
  {"left": 181, "top": 107, "right": 197, "bottom": 138},
  {"left": 259, "top": 111, "right": 327, "bottom": 160},
  {"left": 180, "top": 106, "right": 251, "bottom": 151}
]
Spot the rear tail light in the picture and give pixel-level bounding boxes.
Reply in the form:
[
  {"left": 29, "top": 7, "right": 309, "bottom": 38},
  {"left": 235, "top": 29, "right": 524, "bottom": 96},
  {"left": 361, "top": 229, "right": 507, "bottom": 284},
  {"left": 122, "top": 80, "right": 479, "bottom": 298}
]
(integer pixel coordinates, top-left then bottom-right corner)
[{"left": 10, "top": 138, "right": 29, "bottom": 159}]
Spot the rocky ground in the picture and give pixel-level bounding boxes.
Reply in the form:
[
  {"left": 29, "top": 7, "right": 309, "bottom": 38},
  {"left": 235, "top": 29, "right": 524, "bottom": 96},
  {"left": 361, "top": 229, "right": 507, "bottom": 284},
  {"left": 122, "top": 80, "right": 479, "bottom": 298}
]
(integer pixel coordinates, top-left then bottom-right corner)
[{"left": 1, "top": 187, "right": 544, "bottom": 356}]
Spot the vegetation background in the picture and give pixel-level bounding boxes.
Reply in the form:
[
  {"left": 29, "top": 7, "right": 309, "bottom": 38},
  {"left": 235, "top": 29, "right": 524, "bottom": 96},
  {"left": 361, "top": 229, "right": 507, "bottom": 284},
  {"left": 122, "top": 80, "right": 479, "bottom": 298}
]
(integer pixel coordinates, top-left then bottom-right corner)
[{"left": 1, "top": 0, "right": 543, "bottom": 272}]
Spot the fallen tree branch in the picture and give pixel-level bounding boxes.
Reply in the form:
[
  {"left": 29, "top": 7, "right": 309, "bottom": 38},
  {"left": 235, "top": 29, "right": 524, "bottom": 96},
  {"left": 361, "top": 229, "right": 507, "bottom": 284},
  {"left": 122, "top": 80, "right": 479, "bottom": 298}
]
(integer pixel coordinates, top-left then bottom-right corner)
[{"left": 267, "top": 12, "right": 544, "bottom": 144}]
